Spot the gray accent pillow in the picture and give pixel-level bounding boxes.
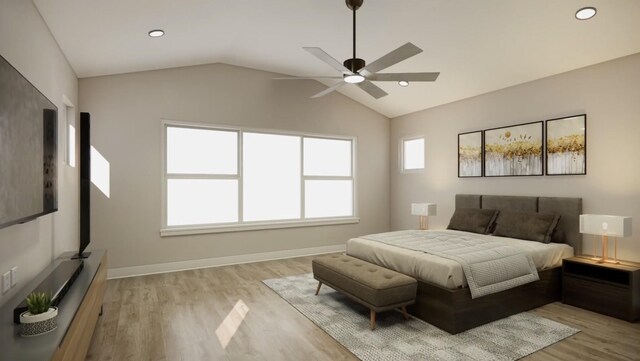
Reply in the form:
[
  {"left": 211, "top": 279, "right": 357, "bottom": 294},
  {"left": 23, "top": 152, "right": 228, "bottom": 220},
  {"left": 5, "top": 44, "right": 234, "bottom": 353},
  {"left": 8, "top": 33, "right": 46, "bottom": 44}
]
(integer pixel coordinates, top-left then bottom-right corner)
[
  {"left": 447, "top": 208, "right": 499, "bottom": 234},
  {"left": 493, "top": 211, "right": 561, "bottom": 243}
]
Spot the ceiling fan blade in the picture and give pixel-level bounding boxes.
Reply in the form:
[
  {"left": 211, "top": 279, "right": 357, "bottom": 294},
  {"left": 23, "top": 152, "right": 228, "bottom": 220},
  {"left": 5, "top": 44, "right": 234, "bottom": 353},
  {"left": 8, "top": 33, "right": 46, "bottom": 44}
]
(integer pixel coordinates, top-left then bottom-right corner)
[
  {"left": 360, "top": 42, "right": 423, "bottom": 75},
  {"left": 369, "top": 72, "right": 440, "bottom": 82},
  {"left": 311, "top": 81, "right": 346, "bottom": 98},
  {"left": 356, "top": 80, "right": 388, "bottom": 99},
  {"left": 273, "top": 76, "right": 343, "bottom": 80},
  {"left": 303, "top": 47, "right": 352, "bottom": 74}
]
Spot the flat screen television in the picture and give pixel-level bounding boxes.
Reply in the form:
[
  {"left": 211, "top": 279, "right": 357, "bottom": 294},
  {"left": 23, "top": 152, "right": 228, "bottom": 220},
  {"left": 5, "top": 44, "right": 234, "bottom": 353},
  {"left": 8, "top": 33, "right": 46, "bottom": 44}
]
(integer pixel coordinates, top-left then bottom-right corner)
[
  {"left": 0, "top": 54, "right": 58, "bottom": 230},
  {"left": 73, "top": 112, "right": 91, "bottom": 259}
]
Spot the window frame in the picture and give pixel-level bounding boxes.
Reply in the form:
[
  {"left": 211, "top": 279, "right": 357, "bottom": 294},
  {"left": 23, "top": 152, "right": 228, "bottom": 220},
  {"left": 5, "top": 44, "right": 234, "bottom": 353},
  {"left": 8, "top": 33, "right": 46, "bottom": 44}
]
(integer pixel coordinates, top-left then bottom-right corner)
[
  {"left": 62, "top": 95, "right": 76, "bottom": 168},
  {"left": 302, "top": 136, "right": 355, "bottom": 219},
  {"left": 160, "top": 119, "right": 359, "bottom": 236},
  {"left": 400, "top": 135, "right": 426, "bottom": 173}
]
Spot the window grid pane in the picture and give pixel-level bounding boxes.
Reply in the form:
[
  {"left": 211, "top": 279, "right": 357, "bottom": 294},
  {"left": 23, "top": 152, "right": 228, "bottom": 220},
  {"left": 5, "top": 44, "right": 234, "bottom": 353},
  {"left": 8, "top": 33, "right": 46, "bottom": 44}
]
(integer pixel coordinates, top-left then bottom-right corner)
[
  {"left": 167, "top": 126, "right": 238, "bottom": 175},
  {"left": 167, "top": 179, "right": 238, "bottom": 226},
  {"left": 304, "top": 180, "right": 353, "bottom": 218},
  {"left": 303, "top": 138, "right": 352, "bottom": 176}
]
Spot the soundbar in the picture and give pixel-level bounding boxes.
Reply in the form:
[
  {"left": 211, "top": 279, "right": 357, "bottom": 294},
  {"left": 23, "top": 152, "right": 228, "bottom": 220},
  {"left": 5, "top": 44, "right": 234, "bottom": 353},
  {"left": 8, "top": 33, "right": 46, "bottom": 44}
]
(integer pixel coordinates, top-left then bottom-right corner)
[{"left": 13, "top": 259, "right": 84, "bottom": 324}]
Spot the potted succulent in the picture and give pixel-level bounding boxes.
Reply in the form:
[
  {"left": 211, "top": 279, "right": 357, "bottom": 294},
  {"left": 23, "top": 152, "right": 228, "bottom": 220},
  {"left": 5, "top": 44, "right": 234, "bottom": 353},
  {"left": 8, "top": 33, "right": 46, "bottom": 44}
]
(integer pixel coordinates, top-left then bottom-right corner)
[{"left": 19, "top": 292, "right": 58, "bottom": 337}]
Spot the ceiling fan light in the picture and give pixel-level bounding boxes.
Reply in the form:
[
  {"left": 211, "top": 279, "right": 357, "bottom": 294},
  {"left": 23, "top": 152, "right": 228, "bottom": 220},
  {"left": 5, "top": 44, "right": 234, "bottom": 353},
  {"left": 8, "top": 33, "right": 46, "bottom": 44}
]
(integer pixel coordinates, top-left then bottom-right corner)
[
  {"left": 398, "top": 80, "right": 409, "bottom": 87},
  {"left": 344, "top": 74, "right": 365, "bottom": 84},
  {"left": 148, "top": 29, "right": 165, "bottom": 38},
  {"left": 575, "top": 7, "right": 596, "bottom": 20}
]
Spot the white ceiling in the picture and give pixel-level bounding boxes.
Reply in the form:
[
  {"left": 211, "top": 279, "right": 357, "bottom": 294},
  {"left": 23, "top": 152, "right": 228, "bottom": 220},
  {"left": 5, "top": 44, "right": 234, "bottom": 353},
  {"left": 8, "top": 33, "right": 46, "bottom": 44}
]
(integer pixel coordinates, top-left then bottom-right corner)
[{"left": 34, "top": 0, "right": 640, "bottom": 118}]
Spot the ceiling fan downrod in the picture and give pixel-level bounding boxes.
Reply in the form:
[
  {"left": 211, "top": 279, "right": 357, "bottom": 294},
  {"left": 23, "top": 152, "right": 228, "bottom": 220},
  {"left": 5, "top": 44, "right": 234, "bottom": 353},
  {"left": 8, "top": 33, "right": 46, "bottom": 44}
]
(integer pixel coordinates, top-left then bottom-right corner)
[{"left": 344, "top": 0, "right": 365, "bottom": 73}]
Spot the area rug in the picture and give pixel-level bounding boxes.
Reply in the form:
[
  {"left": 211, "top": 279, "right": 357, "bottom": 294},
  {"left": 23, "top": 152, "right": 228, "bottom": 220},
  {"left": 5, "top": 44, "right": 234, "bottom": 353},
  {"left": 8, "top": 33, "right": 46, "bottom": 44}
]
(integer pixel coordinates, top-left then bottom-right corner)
[{"left": 263, "top": 273, "right": 579, "bottom": 361}]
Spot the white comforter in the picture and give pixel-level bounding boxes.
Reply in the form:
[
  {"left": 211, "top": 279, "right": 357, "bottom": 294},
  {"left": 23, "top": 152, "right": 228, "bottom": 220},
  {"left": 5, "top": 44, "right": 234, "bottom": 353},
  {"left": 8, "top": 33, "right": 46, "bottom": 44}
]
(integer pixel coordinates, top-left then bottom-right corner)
[{"left": 347, "top": 229, "right": 573, "bottom": 292}]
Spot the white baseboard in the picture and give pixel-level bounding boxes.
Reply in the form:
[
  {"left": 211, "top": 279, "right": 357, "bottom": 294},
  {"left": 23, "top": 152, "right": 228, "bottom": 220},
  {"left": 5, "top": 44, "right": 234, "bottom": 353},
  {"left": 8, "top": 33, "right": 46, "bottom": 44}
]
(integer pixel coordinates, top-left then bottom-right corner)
[{"left": 107, "top": 244, "right": 346, "bottom": 279}]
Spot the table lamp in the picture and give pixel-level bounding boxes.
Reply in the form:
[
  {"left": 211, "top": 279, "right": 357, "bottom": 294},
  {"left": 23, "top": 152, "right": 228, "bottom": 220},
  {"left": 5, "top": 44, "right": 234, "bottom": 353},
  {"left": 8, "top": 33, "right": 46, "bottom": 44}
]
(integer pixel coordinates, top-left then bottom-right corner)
[
  {"left": 579, "top": 214, "right": 632, "bottom": 263},
  {"left": 411, "top": 203, "right": 437, "bottom": 230}
]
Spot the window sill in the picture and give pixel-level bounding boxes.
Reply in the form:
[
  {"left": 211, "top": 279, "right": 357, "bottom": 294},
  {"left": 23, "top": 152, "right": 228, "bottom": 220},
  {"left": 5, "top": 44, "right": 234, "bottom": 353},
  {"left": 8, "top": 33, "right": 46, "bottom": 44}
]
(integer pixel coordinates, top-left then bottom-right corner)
[
  {"left": 160, "top": 217, "right": 360, "bottom": 237},
  {"left": 401, "top": 168, "right": 425, "bottom": 174}
]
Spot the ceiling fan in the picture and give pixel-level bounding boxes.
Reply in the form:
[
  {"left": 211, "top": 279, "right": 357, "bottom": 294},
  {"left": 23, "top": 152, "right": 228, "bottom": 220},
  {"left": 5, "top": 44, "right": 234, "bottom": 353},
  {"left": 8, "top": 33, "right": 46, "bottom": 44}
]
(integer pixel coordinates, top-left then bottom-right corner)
[{"left": 275, "top": 0, "right": 440, "bottom": 99}]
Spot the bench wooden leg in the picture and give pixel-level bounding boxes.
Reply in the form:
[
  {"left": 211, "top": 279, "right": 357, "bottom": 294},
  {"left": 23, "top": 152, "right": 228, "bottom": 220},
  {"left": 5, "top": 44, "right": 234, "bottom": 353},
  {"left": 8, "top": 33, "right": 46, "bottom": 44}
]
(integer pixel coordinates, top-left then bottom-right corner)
[
  {"left": 315, "top": 281, "right": 322, "bottom": 295},
  {"left": 401, "top": 306, "right": 409, "bottom": 320},
  {"left": 370, "top": 310, "right": 376, "bottom": 330}
]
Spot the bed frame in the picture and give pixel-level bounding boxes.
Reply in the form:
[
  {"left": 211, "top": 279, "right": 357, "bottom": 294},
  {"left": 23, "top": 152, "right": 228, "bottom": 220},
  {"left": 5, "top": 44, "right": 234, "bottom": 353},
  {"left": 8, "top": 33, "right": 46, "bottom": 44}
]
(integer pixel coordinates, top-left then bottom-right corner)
[{"left": 406, "top": 194, "right": 582, "bottom": 334}]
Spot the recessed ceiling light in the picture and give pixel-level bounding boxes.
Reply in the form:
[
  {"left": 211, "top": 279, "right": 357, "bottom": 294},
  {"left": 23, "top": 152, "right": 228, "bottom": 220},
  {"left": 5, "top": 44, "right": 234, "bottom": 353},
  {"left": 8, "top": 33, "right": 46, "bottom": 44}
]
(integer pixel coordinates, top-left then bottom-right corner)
[
  {"left": 575, "top": 7, "right": 596, "bottom": 20},
  {"left": 344, "top": 74, "right": 365, "bottom": 84},
  {"left": 148, "top": 29, "right": 165, "bottom": 38},
  {"left": 398, "top": 80, "right": 409, "bottom": 87}
]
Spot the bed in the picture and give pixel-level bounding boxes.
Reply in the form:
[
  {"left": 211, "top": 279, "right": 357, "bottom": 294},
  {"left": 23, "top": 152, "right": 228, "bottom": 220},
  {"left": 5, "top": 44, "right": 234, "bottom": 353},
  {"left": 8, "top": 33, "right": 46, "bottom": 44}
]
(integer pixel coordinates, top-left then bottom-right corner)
[{"left": 346, "top": 194, "right": 582, "bottom": 334}]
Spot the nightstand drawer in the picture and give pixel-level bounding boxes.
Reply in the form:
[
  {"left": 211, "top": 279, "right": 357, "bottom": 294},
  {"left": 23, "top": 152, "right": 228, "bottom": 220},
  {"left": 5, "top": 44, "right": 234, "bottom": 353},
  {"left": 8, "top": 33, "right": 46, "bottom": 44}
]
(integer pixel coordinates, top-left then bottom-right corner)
[
  {"left": 562, "top": 257, "right": 640, "bottom": 322},
  {"left": 563, "top": 275, "right": 632, "bottom": 320},
  {"left": 564, "top": 261, "right": 630, "bottom": 286}
]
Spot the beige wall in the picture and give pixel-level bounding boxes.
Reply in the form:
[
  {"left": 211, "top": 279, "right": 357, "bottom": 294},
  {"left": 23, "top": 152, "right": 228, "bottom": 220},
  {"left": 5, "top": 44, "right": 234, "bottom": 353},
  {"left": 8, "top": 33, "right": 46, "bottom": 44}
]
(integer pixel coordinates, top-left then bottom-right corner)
[
  {"left": 78, "top": 63, "right": 390, "bottom": 270},
  {"left": 390, "top": 53, "right": 640, "bottom": 262},
  {"left": 0, "top": 0, "right": 78, "bottom": 306},
  {"left": 4, "top": 1, "right": 636, "bottom": 288}
]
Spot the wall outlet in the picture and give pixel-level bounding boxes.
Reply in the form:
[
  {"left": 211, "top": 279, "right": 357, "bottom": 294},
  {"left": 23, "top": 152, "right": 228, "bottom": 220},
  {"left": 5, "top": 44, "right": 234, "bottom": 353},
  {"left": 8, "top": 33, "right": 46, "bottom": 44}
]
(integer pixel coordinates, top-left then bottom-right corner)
[
  {"left": 1, "top": 271, "right": 10, "bottom": 294},
  {"left": 10, "top": 266, "right": 18, "bottom": 287}
]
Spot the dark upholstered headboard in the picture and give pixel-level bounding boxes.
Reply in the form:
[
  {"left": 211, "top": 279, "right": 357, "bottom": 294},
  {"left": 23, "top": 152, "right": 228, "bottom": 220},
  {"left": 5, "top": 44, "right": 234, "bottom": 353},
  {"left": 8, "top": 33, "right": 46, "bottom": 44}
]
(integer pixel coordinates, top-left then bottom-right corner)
[{"left": 455, "top": 194, "right": 582, "bottom": 254}]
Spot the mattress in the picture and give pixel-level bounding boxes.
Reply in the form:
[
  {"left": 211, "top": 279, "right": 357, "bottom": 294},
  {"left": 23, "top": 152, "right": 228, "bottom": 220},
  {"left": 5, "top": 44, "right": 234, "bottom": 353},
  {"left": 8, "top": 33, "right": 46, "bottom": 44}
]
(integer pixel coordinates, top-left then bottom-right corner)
[{"left": 346, "top": 229, "right": 574, "bottom": 289}]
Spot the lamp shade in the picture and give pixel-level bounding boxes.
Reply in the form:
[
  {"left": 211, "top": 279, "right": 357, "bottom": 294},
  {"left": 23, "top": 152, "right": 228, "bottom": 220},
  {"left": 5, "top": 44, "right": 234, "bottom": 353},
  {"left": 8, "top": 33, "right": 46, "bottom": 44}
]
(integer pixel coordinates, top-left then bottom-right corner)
[
  {"left": 579, "top": 214, "right": 632, "bottom": 237},
  {"left": 411, "top": 203, "right": 437, "bottom": 216}
]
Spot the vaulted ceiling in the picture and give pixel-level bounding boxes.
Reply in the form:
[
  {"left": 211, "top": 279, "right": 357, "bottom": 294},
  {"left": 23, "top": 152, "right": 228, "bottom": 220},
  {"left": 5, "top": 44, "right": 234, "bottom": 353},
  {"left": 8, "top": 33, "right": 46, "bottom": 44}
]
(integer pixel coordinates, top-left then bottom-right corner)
[{"left": 34, "top": 0, "right": 640, "bottom": 118}]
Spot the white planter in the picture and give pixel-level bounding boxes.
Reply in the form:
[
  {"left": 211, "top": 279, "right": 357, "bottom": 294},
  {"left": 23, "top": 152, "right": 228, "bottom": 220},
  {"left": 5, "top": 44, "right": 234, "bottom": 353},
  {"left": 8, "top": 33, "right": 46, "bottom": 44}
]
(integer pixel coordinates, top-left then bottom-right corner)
[{"left": 20, "top": 307, "right": 58, "bottom": 337}]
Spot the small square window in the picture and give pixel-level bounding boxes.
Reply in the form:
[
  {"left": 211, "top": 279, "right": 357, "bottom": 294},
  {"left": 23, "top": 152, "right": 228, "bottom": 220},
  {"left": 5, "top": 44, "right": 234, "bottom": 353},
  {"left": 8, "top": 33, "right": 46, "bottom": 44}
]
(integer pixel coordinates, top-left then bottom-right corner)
[{"left": 402, "top": 137, "right": 425, "bottom": 171}]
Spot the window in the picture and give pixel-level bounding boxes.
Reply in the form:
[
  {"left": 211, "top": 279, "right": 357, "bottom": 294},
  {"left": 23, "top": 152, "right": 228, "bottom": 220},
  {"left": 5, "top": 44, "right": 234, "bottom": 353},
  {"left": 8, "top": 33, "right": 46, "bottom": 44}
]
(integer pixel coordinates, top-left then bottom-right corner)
[
  {"left": 168, "top": 179, "right": 238, "bottom": 225},
  {"left": 165, "top": 126, "right": 239, "bottom": 227},
  {"left": 68, "top": 124, "right": 76, "bottom": 167},
  {"left": 401, "top": 137, "right": 425, "bottom": 172},
  {"left": 243, "top": 132, "right": 300, "bottom": 222},
  {"left": 303, "top": 138, "right": 353, "bottom": 218},
  {"left": 64, "top": 102, "right": 76, "bottom": 167},
  {"left": 162, "top": 122, "right": 357, "bottom": 235}
]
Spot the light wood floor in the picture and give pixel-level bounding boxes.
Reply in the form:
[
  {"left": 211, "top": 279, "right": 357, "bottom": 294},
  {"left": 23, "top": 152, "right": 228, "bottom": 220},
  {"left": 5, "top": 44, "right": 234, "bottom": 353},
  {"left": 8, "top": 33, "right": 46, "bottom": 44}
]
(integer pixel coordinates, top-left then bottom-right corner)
[{"left": 86, "top": 255, "right": 640, "bottom": 361}]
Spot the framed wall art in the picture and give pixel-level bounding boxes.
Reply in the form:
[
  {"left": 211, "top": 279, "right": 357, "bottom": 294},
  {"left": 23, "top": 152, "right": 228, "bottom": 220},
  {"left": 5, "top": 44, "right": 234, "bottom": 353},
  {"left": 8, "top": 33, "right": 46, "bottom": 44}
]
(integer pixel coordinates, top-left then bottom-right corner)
[
  {"left": 484, "top": 121, "right": 543, "bottom": 177},
  {"left": 546, "top": 114, "right": 586, "bottom": 175},
  {"left": 458, "top": 131, "right": 483, "bottom": 177}
]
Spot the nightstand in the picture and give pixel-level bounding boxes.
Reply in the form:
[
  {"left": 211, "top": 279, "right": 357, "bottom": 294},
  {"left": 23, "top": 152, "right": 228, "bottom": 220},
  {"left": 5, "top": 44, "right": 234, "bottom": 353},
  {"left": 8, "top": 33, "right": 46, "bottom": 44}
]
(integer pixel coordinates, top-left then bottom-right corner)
[{"left": 562, "top": 257, "right": 640, "bottom": 322}]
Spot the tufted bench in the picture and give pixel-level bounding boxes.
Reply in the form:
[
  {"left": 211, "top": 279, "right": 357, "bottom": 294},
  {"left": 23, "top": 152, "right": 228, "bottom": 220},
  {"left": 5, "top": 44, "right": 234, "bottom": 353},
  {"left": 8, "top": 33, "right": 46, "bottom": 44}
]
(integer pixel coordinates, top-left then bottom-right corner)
[{"left": 312, "top": 254, "right": 417, "bottom": 330}]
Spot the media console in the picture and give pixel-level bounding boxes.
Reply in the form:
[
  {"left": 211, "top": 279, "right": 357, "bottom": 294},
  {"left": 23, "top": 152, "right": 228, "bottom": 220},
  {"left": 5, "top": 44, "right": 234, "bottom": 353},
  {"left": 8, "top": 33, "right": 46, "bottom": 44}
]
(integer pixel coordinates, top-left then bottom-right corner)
[
  {"left": 13, "top": 259, "right": 84, "bottom": 324},
  {"left": 0, "top": 250, "right": 107, "bottom": 361}
]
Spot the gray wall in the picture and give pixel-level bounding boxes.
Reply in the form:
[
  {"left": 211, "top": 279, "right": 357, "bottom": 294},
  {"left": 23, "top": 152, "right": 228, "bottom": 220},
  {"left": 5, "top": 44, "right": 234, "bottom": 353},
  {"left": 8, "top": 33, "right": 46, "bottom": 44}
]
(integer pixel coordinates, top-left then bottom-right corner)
[
  {"left": 0, "top": 0, "right": 78, "bottom": 307},
  {"left": 390, "top": 53, "right": 640, "bottom": 261},
  {"left": 78, "top": 63, "right": 390, "bottom": 270}
]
